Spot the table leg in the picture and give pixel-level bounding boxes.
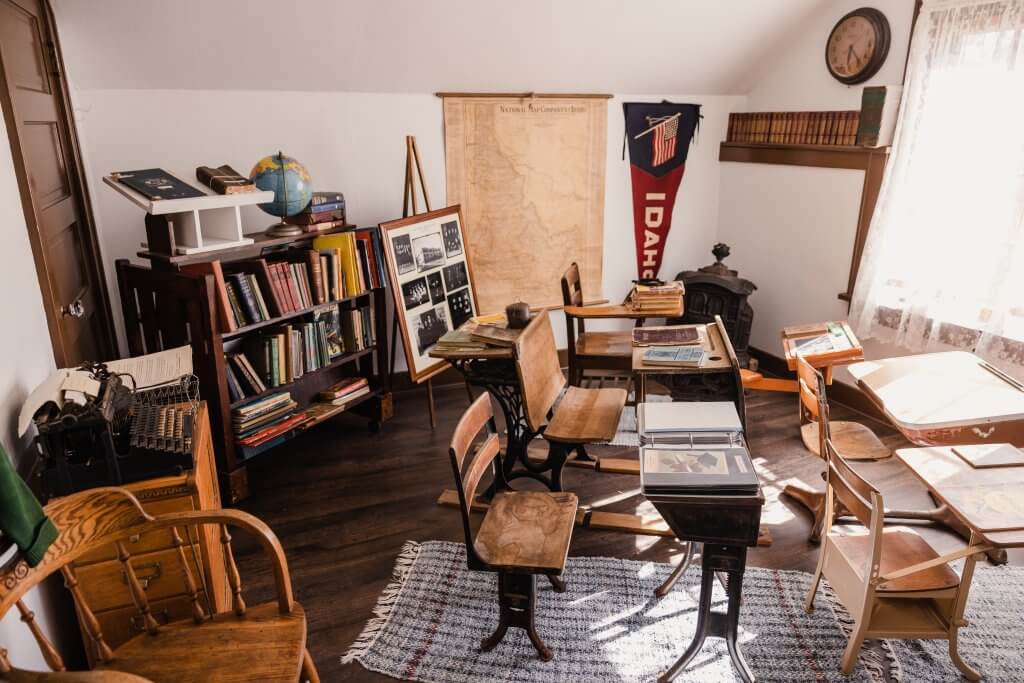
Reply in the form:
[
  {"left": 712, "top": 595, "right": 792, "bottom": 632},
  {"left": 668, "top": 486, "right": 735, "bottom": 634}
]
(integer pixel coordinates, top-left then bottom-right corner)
[
  {"left": 655, "top": 542, "right": 698, "bottom": 597},
  {"left": 660, "top": 545, "right": 754, "bottom": 683}
]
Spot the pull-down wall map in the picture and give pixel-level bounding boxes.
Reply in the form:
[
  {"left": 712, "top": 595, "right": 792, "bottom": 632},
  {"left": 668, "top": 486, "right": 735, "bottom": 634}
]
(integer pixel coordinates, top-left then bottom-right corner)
[{"left": 442, "top": 95, "right": 608, "bottom": 313}]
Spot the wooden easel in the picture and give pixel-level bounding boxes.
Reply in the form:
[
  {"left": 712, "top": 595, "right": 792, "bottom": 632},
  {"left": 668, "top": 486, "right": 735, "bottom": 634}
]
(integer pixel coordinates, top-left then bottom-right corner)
[{"left": 390, "top": 136, "right": 442, "bottom": 429}]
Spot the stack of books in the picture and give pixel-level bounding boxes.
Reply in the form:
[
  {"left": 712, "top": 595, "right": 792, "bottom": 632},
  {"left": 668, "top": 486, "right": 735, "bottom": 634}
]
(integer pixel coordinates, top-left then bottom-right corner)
[
  {"left": 233, "top": 392, "right": 305, "bottom": 449},
  {"left": 285, "top": 192, "right": 346, "bottom": 232},
  {"left": 632, "top": 326, "right": 700, "bottom": 346},
  {"left": 312, "top": 228, "right": 387, "bottom": 300},
  {"left": 318, "top": 377, "right": 370, "bottom": 406},
  {"left": 641, "top": 346, "right": 706, "bottom": 368},
  {"left": 435, "top": 326, "right": 489, "bottom": 353},
  {"left": 223, "top": 271, "right": 273, "bottom": 326},
  {"left": 629, "top": 281, "right": 684, "bottom": 312}
]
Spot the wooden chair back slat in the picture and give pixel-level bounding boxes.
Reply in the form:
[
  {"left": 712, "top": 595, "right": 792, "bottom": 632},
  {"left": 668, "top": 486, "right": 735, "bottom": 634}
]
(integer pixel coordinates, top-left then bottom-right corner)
[
  {"left": 171, "top": 527, "right": 206, "bottom": 623},
  {"left": 450, "top": 392, "right": 495, "bottom": 471},
  {"left": 714, "top": 315, "right": 748, "bottom": 431},
  {"left": 447, "top": 394, "right": 500, "bottom": 569},
  {"left": 61, "top": 565, "right": 114, "bottom": 663},
  {"left": 799, "top": 377, "right": 820, "bottom": 418},
  {"left": 514, "top": 310, "right": 566, "bottom": 433},
  {"left": 560, "top": 263, "right": 584, "bottom": 308},
  {"left": 825, "top": 438, "right": 877, "bottom": 527},
  {"left": 116, "top": 542, "right": 160, "bottom": 635},
  {"left": 16, "top": 600, "right": 65, "bottom": 671},
  {"left": 220, "top": 525, "right": 246, "bottom": 616}
]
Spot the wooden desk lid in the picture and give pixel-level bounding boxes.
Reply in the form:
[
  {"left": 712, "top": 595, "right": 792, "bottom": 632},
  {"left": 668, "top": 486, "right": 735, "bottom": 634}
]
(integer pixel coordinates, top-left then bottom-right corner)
[{"left": 851, "top": 352, "right": 1024, "bottom": 429}]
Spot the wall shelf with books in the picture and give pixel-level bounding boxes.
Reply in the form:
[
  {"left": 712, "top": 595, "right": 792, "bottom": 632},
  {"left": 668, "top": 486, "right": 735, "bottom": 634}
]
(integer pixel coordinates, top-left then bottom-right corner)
[{"left": 116, "top": 223, "right": 392, "bottom": 503}]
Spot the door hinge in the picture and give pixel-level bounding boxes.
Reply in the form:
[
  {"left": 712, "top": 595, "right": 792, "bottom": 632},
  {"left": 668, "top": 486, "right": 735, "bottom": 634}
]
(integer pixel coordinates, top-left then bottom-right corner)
[{"left": 45, "top": 40, "right": 62, "bottom": 78}]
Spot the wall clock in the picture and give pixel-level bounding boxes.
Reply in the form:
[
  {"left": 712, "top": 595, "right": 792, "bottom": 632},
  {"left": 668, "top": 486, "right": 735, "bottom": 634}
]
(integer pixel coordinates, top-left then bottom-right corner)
[{"left": 825, "top": 8, "right": 891, "bottom": 85}]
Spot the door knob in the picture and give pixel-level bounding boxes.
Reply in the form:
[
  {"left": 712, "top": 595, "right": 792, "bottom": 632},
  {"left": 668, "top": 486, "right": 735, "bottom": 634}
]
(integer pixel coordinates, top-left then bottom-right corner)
[{"left": 62, "top": 299, "right": 84, "bottom": 318}]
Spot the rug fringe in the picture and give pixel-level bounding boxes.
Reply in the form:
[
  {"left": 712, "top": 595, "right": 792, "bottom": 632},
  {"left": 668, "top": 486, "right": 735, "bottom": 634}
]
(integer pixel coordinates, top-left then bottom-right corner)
[
  {"left": 340, "top": 540, "right": 421, "bottom": 665},
  {"left": 822, "top": 581, "right": 901, "bottom": 683}
]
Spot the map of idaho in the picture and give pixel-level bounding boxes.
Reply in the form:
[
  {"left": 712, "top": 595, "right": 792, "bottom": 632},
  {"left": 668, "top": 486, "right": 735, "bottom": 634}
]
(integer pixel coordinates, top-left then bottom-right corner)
[{"left": 443, "top": 96, "right": 608, "bottom": 313}]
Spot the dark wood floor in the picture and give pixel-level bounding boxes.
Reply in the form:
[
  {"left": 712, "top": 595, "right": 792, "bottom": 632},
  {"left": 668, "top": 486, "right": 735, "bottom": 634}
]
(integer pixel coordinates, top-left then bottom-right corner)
[{"left": 234, "top": 383, "right": 1021, "bottom": 682}]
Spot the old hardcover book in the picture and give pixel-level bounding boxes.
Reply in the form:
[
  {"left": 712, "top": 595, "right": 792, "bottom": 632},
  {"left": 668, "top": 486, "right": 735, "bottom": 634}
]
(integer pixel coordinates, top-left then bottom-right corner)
[
  {"left": 470, "top": 323, "right": 520, "bottom": 347},
  {"left": 310, "top": 191, "right": 345, "bottom": 207},
  {"left": 641, "top": 446, "right": 759, "bottom": 495},
  {"left": 641, "top": 346, "right": 705, "bottom": 367},
  {"left": 229, "top": 274, "right": 262, "bottom": 324},
  {"left": 224, "top": 281, "right": 249, "bottom": 327},
  {"left": 180, "top": 260, "right": 236, "bottom": 332},
  {"left": 112, "top": 168, "right": 205, "bottom": 201},
  {"left": 307, "top": 251, "right": 326, "bottom": 305},
  {"left": 247, "top": 274, "right": 270, "bottom": 321},
  {"left": 195, "top": 164, "right": 256, "bottom": 195},
  {"left": 631, "top": 326, "right": 700, "bottom": 346},
  {"left": 230, "top": 259, "right": 284, "bottom": 318},
  {"left": 285, "top": 208, "right": 345, "bottom": 226},
  {"left": 857, "top": 86, "right": 902, "bottom": 147}
]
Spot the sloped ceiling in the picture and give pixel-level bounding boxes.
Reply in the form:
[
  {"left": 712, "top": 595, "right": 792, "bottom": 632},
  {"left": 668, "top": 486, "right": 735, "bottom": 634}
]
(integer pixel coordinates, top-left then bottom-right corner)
[{"left": 51, "top": 0, "right": 826, "bottom": 94}]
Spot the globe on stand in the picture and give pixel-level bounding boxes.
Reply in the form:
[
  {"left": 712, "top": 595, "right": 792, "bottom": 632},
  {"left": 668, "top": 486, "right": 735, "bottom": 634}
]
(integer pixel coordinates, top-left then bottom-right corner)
[{"left": 249, "top": 152, "right": 313, "bottom": 237}]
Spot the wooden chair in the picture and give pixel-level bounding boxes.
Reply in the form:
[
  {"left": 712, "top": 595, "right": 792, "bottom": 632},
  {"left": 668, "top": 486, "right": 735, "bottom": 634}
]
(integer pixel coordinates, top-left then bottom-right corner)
[
  {"left": 560, "top": 262, "right": 633, "bottom": 386},
  {"left": 514, "top": 309, "right": 628, "bottom": 490},
  {"left": 448, "top": 393, "right": 577, "bottom": 661},
  {"left": 0, "top": 487, "right": 319, "bottom": 683},
  {"left": 805, "top": 438, "right": 989, "bottom": 680},
  {"left": 783, "top": 355, "right": 888, "bottom": 542}
]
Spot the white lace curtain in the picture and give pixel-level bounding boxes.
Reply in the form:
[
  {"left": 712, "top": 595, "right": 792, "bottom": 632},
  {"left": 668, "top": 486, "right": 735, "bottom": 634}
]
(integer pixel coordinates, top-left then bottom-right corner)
[{"left": 849, "top": 0, "right": 1024, "bottom": 366}]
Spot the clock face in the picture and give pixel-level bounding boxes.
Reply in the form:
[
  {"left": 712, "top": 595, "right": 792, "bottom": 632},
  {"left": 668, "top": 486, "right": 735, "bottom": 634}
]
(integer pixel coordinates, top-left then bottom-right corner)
[{"left": 826, "top": 9, "right": 890, "bottom": 85}]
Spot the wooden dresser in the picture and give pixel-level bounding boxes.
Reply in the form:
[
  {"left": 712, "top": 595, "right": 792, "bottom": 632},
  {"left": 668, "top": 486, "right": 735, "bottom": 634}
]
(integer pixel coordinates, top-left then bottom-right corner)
[{"left": 68, "top": 402, "right": 230, "bottom": 665}]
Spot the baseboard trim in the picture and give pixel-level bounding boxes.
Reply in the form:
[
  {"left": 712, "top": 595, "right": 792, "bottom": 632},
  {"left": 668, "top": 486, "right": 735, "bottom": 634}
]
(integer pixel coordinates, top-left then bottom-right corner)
[{"left": 748, "top": 346, "right": 886, "bottom": 423}]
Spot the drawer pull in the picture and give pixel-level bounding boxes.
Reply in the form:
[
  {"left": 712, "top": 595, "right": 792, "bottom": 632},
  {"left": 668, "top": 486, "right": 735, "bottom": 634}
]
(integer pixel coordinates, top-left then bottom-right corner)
[
  {"left": 121, "top": 561, "right": 162, "bottom": 590},
  {"left": 130, "top": 608, "right": 169, "bottom": 632}
]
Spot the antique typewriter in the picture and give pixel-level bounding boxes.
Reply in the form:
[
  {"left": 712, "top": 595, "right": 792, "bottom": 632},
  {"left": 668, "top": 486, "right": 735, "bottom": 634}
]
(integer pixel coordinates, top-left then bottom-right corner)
[{"left": 34, "top": 362, "right": 199, "bottom": 498}]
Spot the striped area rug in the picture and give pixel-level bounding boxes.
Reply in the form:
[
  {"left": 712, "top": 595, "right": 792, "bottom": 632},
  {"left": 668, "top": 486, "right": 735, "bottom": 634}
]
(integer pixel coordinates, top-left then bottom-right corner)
[{"left": 343, "top": 541, "right": 892, "bottom": 682}]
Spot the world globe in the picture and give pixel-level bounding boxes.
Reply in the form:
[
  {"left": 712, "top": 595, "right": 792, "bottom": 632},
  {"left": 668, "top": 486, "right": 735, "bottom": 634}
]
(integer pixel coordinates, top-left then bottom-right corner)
[{"left": 249, "top": 152, "right": 313, "bottom": 218}]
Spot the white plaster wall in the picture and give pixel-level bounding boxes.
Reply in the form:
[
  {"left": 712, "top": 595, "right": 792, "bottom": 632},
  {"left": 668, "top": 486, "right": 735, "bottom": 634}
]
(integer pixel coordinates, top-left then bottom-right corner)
[{"left": 70, "top": 88, "right": 744, "bottom": 365}]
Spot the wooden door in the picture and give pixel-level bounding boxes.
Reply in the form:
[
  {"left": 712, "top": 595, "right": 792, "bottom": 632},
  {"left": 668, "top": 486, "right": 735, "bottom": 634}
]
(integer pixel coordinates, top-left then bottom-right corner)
[{"left": 0, "top": 0, "right": 116, "bottom": 366}]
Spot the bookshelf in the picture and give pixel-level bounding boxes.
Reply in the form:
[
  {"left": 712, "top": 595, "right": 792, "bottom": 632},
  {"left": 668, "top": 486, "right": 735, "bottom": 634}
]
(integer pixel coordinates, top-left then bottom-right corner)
[{"left": 115, "top": 228, "right": 392, "bottom": 503}]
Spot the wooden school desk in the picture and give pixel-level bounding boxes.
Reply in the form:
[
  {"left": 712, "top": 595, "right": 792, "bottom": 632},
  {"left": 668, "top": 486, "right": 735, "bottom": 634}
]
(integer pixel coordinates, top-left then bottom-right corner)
[{"left": 849, "top": 351, "right": 1024, "bottom": 447}]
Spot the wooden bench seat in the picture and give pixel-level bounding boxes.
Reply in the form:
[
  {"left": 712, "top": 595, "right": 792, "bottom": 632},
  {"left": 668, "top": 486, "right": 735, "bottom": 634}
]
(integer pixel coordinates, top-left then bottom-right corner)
[
  {"left": 514, "top": 310, "right": 628, "bottom": 491},
  {"left": 831, "top": 530, "right": 960, "bottom": 593},
  {"left": 545, "top": 386, "right": 627, "bottom": 443},
  {"left": 576, "top": 330, "right": 632, "bottom": 359},
  {"left": 475, "top": 491, "right": 577, "bottom": 574}
]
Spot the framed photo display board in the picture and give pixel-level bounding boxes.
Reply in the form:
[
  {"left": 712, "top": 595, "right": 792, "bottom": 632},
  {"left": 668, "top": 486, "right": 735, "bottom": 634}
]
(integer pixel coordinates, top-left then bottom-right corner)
[{"left": 381, "top": 206, "right": 480, "bottom": 383}]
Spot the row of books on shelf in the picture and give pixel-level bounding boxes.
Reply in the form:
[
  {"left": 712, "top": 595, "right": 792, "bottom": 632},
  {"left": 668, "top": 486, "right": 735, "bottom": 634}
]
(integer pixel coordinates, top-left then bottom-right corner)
[
  {"left": 183, "top": 227, "right": 386, "bottom": 332},
  {"left": 224, "top": 305, "right": 375, "bottom": 401},
  {"left": 726, "top": 111, "right": 861, "bottom": 146},
  {"left": 231, "top": 377, "right": 372, "bottom": 451}
]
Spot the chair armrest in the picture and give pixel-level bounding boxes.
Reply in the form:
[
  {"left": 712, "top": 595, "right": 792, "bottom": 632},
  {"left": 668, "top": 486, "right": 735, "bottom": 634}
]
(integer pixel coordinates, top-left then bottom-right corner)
[{"left": 878, "top": 544, "right": 991, "bottom": 583}]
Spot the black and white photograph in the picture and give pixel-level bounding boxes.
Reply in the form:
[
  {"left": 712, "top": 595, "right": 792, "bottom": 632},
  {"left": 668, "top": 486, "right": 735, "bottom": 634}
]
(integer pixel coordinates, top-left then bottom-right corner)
[
  {"left": 392, "top": 234, "right": 415, "bottom": 275},
  {"left": 414, "top": 305, "right": 449, "bottom": 355},
  {"left": 443, "top": 261, "right": 469, "bottom": 291},
  {"left": 446, "top": 287, "right": 474, "bottom": 329},
  {"left": 441, "top": 220, "right": 463, "bottom": 258},
  {"left": 427, "top": 272, "right": 445, "bottom": 305},
  {"left": 400, "top": 277, "right": 430, "bottom": 310},
  {"left": 412, "top": 232, "right": 445, "bottom": 272}
]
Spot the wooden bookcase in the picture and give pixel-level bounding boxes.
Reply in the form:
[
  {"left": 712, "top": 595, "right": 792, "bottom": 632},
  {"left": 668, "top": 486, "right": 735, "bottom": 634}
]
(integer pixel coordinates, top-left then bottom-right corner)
[{"left": 115, "top": 224, "right": 392, "bottom": 503}]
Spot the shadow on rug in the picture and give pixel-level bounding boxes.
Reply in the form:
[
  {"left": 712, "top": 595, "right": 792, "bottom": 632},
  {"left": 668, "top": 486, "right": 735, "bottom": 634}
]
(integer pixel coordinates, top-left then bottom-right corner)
[{"left": 343, "top": 541, "right": 899, "bottom": 682}]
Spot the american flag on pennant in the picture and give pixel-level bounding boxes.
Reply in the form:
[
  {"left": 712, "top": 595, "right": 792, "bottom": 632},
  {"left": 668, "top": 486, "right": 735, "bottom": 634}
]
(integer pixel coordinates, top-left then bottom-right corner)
[{"left": 650, "top": 115, "right": 679, "bottom": 166}]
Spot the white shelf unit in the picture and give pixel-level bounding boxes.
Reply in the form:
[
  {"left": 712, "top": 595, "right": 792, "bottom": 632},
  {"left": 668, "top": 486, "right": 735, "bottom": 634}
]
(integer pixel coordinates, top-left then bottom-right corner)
[{"left": 104, "top": 174, "right": 275, "bottom": 255}]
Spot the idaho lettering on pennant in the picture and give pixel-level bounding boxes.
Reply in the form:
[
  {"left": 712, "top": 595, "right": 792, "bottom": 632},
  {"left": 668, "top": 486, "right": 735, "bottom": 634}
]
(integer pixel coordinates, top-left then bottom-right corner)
[{"left": 623, "top": 102, "right": 701, "bottom": 280}]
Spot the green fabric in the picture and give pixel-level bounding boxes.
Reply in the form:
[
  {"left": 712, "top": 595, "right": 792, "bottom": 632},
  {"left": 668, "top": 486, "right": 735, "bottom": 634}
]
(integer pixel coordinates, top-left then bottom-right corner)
[{"left": 0, "top": 444, "right": 57, "bottom": 567}]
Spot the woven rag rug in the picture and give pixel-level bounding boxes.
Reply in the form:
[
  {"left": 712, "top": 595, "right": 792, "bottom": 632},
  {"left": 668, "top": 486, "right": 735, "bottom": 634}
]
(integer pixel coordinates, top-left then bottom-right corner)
[{"left": 343, "top": 541, "right": 1024, "bottom": 682}]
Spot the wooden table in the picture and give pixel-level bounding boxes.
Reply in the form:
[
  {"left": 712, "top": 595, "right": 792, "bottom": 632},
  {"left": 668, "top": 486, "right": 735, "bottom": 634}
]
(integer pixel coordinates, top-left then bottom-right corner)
[
  {"left": 897, "top": 445, "right": 1024, "bottom": 549},
  {"left": 632, "top": 318, "right": 746, "bottom": 429},
  {"left": 563, "top": 301, "right": 683, "bottom": 320},
  {"left": 849, "top": 351, "right": 1024, "bottom": 447}
]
